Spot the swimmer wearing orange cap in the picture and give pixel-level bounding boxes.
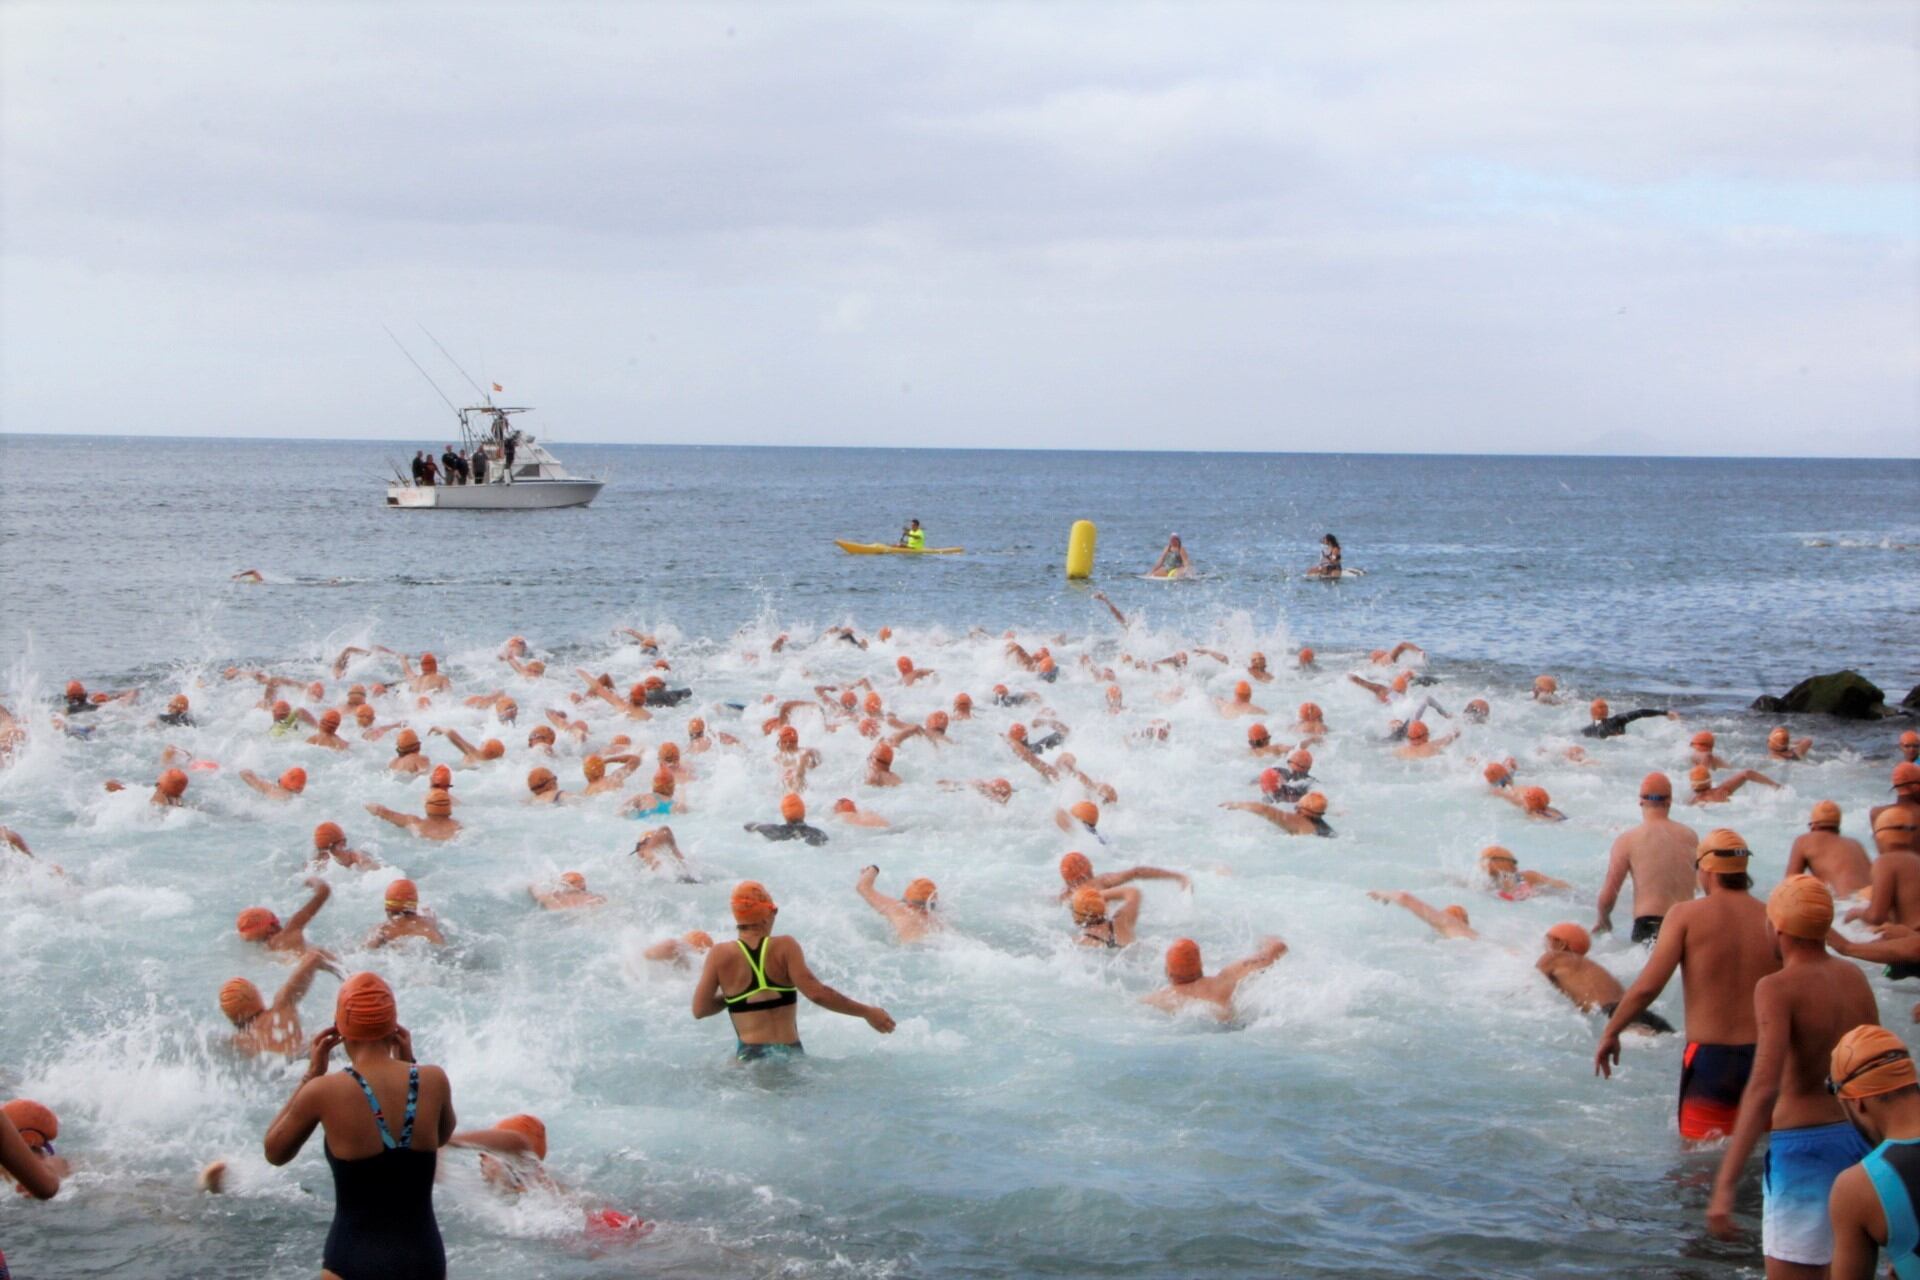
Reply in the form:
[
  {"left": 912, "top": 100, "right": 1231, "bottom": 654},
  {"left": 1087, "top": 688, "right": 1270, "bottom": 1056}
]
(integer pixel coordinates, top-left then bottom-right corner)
[
  {"left": 262, "top": 971, "right": 454, "bottom": 1279},
  {"left": 304, "top": 708, "right": 349, "bottom": 751},
  {"left": 1902, "top": 729, "right": 1920, "bottom": 765},
  {"left": 1594, "top": 772, "right": 1700, "bottom": 945},
  {"left": 774, "top": 727, "right": 823, "bottom": 790},
  {"left": 623, "top": 766, "right": 682, "bottom": 820},
  {"left": 1688, "top": 730, "right": 1730, "bottom": 771},
  {"left": 386, "top": 728, "right": 433, "bottom": 776},
  {"left": 1478, "top": 846, "right": 1570, "bottom": 899},
  {"left": 1, "top": 1098, "right": 62, "bottom": 1200},
  {"left": 1872, "top": 762, "right": 1920, "bottom": 831},
  {"left": 630, "top": 824, "right": 694, "bottom": 879},
  {"left": 579, "top": 752, "right": 641, "bottom": 796},
  {"left": 1596, "top": 829, "right": 1780, "bottom": 1145},
  {"left": 236, "top": 876, "right": 334, "bottom": 956},
  {"left": 1056, "top": 799, "right": 1108, "bottom": 842},
  {"left": 866, "top": 741, "right": 903, "bottom": 788},
  {"left": 1367, "top": 891, "right": 1477, "bottom": 941},
  {"left": 1824, "top": 1025, "right": 1920, "bottom": 1277},
  {"left": 1535, "top": 923, "right": 1672, "bottom": 1033},
  {"left": 1221, "top": 790, "right": 1334, "bottom": 838},
  {"left": 1840, "top": 807, "right": 1920, "bottom": 941},
  {"left": 1294, "top": 702, "right": 1327, "bottom": 742},
  {"left": 402, "top": 650, "right": 450, "bottom": 695},
  {"left": 217, "top": 949, "right": 333, "bottom": 1057},
  {"left": 1054, "top": 850, "right": 1191, "bottom": 901},
  {"left": 312, "top": 821, "right": 380, "bottom": 871},
  {"left": 152, "top": 767, "right": 191, "bottom": 807},
  {"left": 1245, "top": 652, "right": 1273, "bottom": 684},
  {"left": 368, "top": 877, "right": 447, "bottom": 948},
  {"left": 643, "top": 929, "right": 716, "bottom": 966},
  {"left": 895, "top": 654, "right": 936, "bottom": 687},
  {"left": 1070, "top": 884, "right": 1143, "bottom": 949},
  {"left": 1532, "top": 675, "right": 1560, "bottom": 704},
  {"left": 364, "top": 788, "right": 462, "bottom": 841},
  {"left": 1242, "top": 722, "right": 1293, "bottom": 759},
  {"left": 830, "top": 797, "right": 891, "bottom": 829},
  {"left": 693, "top": 880, "right": 896, "bottom": 1060},
  {"left": 1494, "top": 784, "right": 1566, "bottom": 822},
  {"left": 157, "top": 692, "right": 195, "bottom": 728},
  {"left": 1462, "top": 698, "right": 1490, "bottom": 724},
  {"left": 524, "top": 766, "right": 568, "bottom": 805},
  {"left": 855, "top": 866, "right": 943, "bottom": 942},
  {"left": 266, "top": 699, "right": 314, "bottom": 734},
  {"left": 1700, "top": 875, "right": 1878, "bottom": 1260},
  {"left": 1580, "top": 698, "right": 1674, "bottom": 740},
  {"left": 745, "top": 793, "right": 828, "bottom": 846},
  {"left": 1394, "top": 719, "right": 1459, "bottom": 760},
  {"left": 1216, "top": 680, "right": 1266, "bottom": 719},
  {"left": 238, "top": 766, "right": 308, "bottom": 801},
  {"left": 1684, "top": 763, "right": 1782, "bottom": 806},
  {"left": 1785, "top": 800, "right": 1872, "bottom": 901},
  {"left": 1053, "top": 752, "right": 1117, "bottom": 805},
  {"left": 530, "top": 870, "right": 606, "bottom": 910},
  {"left": 1144, "top": 936, "right": 1288, "bottom": 1021},
  {"left": 1766, "top": 724, "right": 1814, "bottom": 762}
]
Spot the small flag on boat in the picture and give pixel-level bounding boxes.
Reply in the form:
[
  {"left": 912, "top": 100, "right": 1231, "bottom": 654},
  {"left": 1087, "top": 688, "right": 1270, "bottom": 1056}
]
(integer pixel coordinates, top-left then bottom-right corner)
[{"left": 491, "top": 382, "right": 503, "bottom": 392}]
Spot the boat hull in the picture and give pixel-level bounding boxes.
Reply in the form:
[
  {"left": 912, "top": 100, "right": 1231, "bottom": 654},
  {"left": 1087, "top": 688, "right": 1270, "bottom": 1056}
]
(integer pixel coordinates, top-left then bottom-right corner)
[
  {"left": 834, "top": 540, "right": 963, "bottom": 556},
  {"left": 388, "top": 481, "right": 603, "bottom": 510}
]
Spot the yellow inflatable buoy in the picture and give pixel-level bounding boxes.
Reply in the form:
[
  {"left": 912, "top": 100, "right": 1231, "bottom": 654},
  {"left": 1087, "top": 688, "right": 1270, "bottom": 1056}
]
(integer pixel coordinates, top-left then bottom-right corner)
[{"left": 1065, "top": 520, "right": 1097, "bottom": 580}]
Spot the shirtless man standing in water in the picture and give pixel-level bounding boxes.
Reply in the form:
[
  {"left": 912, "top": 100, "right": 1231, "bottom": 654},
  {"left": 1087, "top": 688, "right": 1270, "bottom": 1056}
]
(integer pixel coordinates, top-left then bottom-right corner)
[
  {"left": 1595, "top": 829, "right": 1781, "bottom": 1143},
  {"left": 1593, "top": 773, "right": 1699, "bottom": 945},
  {"left": 1785, "top": 800, "right": 1873, "bottom": 901}
]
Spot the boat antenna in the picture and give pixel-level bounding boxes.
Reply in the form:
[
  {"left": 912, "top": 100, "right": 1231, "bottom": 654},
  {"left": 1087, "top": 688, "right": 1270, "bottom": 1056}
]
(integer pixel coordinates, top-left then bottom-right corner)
[
  {"left": 418, "top": 324, "right": 490, "bottom": 402},
  {"left": 384, "top": 326, "right": 460, "bottom": 418}
]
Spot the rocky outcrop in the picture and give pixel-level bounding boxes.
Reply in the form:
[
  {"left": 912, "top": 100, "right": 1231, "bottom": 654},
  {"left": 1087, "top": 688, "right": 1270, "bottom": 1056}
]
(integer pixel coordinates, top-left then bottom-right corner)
[{"left": 1754, "top": 671, "right": 1888, "bottom": 720}]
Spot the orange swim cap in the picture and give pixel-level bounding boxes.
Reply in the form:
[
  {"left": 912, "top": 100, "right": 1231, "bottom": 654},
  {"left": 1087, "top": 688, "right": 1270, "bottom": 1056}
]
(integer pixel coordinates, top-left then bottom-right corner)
[
  {"left": 65, "top": 680, "right": 85, "bottom": 698},
  {"left": 1534, "top": 675, "right": 1557, "bottom": 694},
  {"left": 872, "top": 742, "right": 895, "bottom": 765},
  {"left": 1545, "top": 923, "right": 1590, "bottom": 955},
  {"left": 1235, "top": 681, "right": 1252, "bottom": 700},
  {"left": 688, "top": 717, "right": 706, "bottom": 736},
  {"left": 780, "top": 793, "right": 805, "bottom": 823},
  {"left": 839, "top": 690, "right": 857, "bottom": 709},
  {"left": 1640, "top": 772, "right": 1672, "bottom": 801},
  {"left": 1299, "top": 702, "right": 1323, "bottom": 722},
  {"left": 1520, "top": 786, "right": 1550, "bottom": 813},
  {"left": 307, "top": 681, "right": 325, "bottom": 700},
  {"left": 1165, "top": 938, "right": 1203, "bottom": 984},
  {"left": 496, "top": 1114, "right": 547, "bottom": 1159},
  {"left": 1465, "top": 698, "right": 1489, "bottom": 716},
  {"left": 645, "top": 767, "right": 672, "bottom": 797},
  {"left": 954, "top": 692, "right": 972, "bottom": 710},
  {"left": 1406, "top": 721, "right": 1429, "bottom": 743},
  {"left": 1831, "top": 1025, "right": 1918, "bottom": 1099},
  {"left": 1060, "top": 852, "right": 1093, "bottom": 884},
  {"left": 1691, "top": 731, "right": 1715, "bottom": 750},
  {"left": 423, "top": 788, "right": 453, "bottom": 817},
  {"left": 1768, "top": 874, "right": 1833, "bottom": 940},
  {"left": 219, "top": 977, "right": 264, "bottom": 1023},
  {"left": 419, "top": 653, "right": 438, "bottom": 674},
  {"left": 1392, "top": 673, "right": 1411, "bottom": 695},
  {"left": 1695, "top": 828, "right": 1751, "bottom": 871},
  {"left": 1010, "top": 723, "right": 1028, "bottom": 742},
  {"left": 1689, "top": 765, "right": 1712, "bottom": 791},
  {"left": 430, "top": 764, "right": 452, "bottom": 788},
  {"left": 878, "top": 626, "right": 893, "bottom": 641},
  {"left": 236, "top": 907, "right": 279, "bottom": 940},
  {"left": 777, "top": 726, "right": 799, "bottom": 750},
  {"left": 1769, "top": 727, "right": 1790, "bottom": 748},
  {"left": 279, "top": 767, "right": 306, "bottom": 793},
  {"left": 926, "top": 711, "right": 949, "bottom": 732},
  {"left": 833, "top": 797, "right": 856, "bottom": 813},
  {"left": 481, "top": 738, "right": 505, "bottom": 759},
  {"left": 863, "top": 692, "right": 883, "bottom": 714},
  {"left": 395, "top": 729, "right": 421, "bottom": 755},
  {"left": 1071, "top": 885, "right": 1107, "bottom": 921},
  {"left": 904, "top": 877, "right": 937, "bottom": 907},
  {"left": 1479, "top": 846, "right": 1518, "bottom": 870},
  {"left": 1894, "top": 763, "right": 1920, "bottom": 789},
  {"left": 157, "top": 768, "right": 189, "bottom": 798},
  {"left": 529, "top": 725, "right": 556, "bottom": 745},
  {"left": 1259, "top": 767, "right": 1282, "bottom": 792},
  {"left": 2, "top": 1099, "right": 58, "bottom": 1148},
  {"left": 1299, "top": 792, "right": 1328, "bottom": 817},
  {"left": 1484, "top": 762, "right": 1511, "bottom": 786},
  {"left": 527, "top": 767, "right": 556, "bottom": 794},
  {"left": 644, "top": 675, "right": 665, "bottom": 691},
  {"left": 1247, "top": 723, "right": 1270, "bottom": 747},
  {"left": 1875, "top": 807, "right": 1914, "bottom": 835},
  {"left": 336, "top": 971, "right": 398, "bottom": 1042},
  {"left": 1903, "top": 730, "right": 1920, "bottom": 748},
  {"left": 994, "top": 683, "right": 1009, "bottom": 697},
  {"left": 683, "top": 930, "right": 715, "bottom": 950},
  {"left": 320, "top": 708, "right": 342, "bottom": 732},
  {"left": 986, "top": 778, "right": 1012, "bottom": 801},
  {"left": 168, "top": 693, "right": 190, "bottom": 713},
  {"left": 1589, "top": 699, "right": 1608, "bottom": 720},
  {"left": 1298, "top": 647, "right": 1315, "bottom": 664},
  {"left": 348, "top": 684, "right": 367, "bottom": 703},
  {"left": 896, "top": 655, "right": 913, "bottom": 674},
  {"left": 272, "top": 700, "right": 291, "bottom": 719},
  {"left": 1444, "top": 904, "right": 1471, "bottom": 924},
  {"left": 1810, "top": 800, "right": 1842, "bottom": 830},
  {"left": 560, "top": 871, "right": 586, "bottom": 890},
  {"left": 1288, "top": 749, "right": 1313, "bottom": 772},
  {"left": 354, "top": 704, "right": 376, "bottom": 726},
  {"left": 385, "top": 878, "right": 419, "bottom": 909},
  {"left": 628, "top": 683, "right": 647, "bottom": 705},
  {"left": 1070, "top": 800, "right": 1100, "bottom": 828},
  {"left": 314, "top": 821, "right": 345, "bottom": 849},
  {"left": 658, "top": 742, "right": 681, "bottom": 764},
  {"left": 582, "top": 755, "right": 606, "bottom": 783},
  {"left": 858, "top": 717, "right": 880, "bottom": 738},
  {"left": 732, "top": 880, "right": 777, "bottom": 926},
  {"left": 497, "top": 698, "right": 517, "bottom": 719}
]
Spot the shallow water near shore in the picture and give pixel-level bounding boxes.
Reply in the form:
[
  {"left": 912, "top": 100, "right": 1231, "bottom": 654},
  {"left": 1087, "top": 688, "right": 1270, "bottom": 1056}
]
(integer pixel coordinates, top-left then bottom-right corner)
[{"left": 1, "top": 435, "right": 1917, "bottom": 1278}]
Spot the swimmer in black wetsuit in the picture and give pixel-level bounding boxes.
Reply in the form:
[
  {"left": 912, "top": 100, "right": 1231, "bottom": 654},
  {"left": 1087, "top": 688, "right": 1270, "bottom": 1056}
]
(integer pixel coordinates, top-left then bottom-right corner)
[
  {"left": 1581, "top": 698, "right": 1672, "bottom": 740},
  {"left": 158, "top": 694, "right": 195, "bottom": 727},
  {"left": 264, "top": 972, "right": 453, "bottom": 1280},
  {"left": 744, "top": 793, "right": 828, "bottom": 846},
  {"left": 693, "top": 882, "right": 894, "bottom": 1061}
]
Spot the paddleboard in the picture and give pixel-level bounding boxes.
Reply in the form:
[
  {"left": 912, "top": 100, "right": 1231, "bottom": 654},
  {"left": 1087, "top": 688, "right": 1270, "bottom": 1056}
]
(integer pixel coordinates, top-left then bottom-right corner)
[
  {"left": 1137, "top": 572, "right": 1207, "bottom": 582},
  {"left": 1303, "top": 568, "right": 1367, "bottom": 580},
  {"left": 834, "top": 540, "right": 963, "bottom": 556}
]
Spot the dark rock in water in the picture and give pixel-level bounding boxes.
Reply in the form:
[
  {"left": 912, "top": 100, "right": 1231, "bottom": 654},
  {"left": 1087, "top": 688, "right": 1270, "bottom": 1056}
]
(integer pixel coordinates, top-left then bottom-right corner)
[
  {"left": 1904, "top": 684, "right": 1920, "bottom": 711},
  {"left": 1750, "top": 695, "right": 1786, "bottom": 713},
  {"left": 1772, "top": 671, "right": 1887, "bottom": 720}
]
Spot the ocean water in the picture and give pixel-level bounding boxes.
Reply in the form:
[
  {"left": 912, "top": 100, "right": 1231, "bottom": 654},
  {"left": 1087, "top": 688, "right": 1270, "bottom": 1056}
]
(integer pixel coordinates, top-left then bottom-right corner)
[{"left": 0, "top": 433, "right": 1917, "bottom": 1279}]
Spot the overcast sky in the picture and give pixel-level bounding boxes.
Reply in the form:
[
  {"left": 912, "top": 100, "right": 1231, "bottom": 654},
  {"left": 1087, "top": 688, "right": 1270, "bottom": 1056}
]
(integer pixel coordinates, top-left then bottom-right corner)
[{"left": 2, "top": 2, "right": 1914, "bottom": 455}]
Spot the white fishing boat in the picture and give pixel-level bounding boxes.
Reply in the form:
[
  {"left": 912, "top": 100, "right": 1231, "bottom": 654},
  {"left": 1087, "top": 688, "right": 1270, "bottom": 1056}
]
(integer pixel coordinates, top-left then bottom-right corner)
[{"left": 386, "top": 403, "right": 605, "bottom": 510}]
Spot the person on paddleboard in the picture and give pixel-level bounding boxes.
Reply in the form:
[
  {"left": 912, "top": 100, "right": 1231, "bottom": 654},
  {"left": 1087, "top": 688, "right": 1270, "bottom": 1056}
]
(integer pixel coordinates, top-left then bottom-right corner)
[
  {"left": 1147, "top": 534, "right": 1192, "bottom": 578},
  {"left": 898, "top": 519, "right": 926, "bottom": 550},
  {"left": 1306, "top": 533, "right": 1342, "bottom": 578}
]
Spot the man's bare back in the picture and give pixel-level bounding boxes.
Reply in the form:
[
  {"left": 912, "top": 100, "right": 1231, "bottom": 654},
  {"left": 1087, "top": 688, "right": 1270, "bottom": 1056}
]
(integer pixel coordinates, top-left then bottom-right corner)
[
  {"left": 1786, "top": 829, "right": 1872, "bottom": 901},
  {"left": 1665, "top": 892, "right": 1779, "bottom": 1043},
  {"left": 1761, "top": 954, "right": 1879, "bottom": 1128},
  {"left": 1597, "top": 815, "right": 1698, "bottom": 932}
]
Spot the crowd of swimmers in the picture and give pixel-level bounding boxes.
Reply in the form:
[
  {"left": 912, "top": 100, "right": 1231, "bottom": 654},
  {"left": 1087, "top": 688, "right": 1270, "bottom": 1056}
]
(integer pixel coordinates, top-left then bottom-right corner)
[{"left": 3, "top": 614, "right": 1920, "bottom": 1280}]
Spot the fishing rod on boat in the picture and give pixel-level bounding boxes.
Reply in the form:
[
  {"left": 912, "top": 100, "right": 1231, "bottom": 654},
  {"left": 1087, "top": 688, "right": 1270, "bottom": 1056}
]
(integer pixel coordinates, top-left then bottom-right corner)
[
  {"left": 384, "top": 326, "right": 461, "bottom": 418},
  {"left": 418, "top": 324, "right": 489, "bottom": 402}
]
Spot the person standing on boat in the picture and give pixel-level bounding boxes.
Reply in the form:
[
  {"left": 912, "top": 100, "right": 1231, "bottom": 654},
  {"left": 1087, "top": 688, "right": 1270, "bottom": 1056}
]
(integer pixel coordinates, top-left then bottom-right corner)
[
  {"left": 420, "top": 452, "right": 439, "bottom": 486},
  {"left": 899, "top": 519, "right": 926, "bottom": 550},
  {"left": 470, "top": 447, "right": 488, "bottom": 485},
  {"left": 410, "top": 451, "right": 426, "bottom": 485},
  {"left": 441, "top": 445, "right": 463, "bottom": 485},
  {"left": 503, "top": 432, "right": 517, "bottom": 479}
]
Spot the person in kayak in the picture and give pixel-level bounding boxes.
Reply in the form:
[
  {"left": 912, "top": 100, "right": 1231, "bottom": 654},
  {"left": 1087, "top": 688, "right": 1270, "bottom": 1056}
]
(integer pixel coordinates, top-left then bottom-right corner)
[
  {"left": 1146, "top": 535, "right": 1192, "bottom": 579},
  {"left": 898, "top": 519, "right": 926, "bottom": 550},
  {"left": 1306, "top": 534, "right": 1343, "bottom": 578}
]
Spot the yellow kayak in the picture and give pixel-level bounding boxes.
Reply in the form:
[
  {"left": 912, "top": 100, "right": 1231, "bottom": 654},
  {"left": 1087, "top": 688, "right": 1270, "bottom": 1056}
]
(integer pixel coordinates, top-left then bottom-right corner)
[{"left": 835, "top": 540, "right": 963, "bottom": 556}]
